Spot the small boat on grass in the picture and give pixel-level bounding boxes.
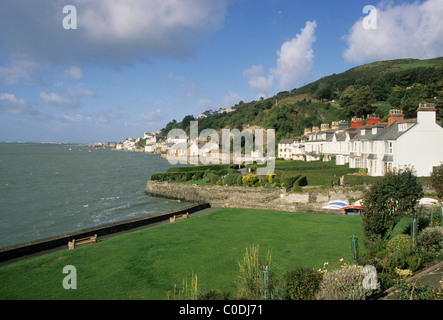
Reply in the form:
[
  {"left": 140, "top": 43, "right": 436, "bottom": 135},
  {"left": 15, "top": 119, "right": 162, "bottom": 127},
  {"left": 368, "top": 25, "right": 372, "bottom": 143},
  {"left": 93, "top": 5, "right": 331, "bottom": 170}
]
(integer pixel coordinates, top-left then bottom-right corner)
[
  {"left": 341, "top": 205, "right": 364, "bottom": 215},
  {"left": 322, "top": 200, "right": 349, "bottom": 210}
]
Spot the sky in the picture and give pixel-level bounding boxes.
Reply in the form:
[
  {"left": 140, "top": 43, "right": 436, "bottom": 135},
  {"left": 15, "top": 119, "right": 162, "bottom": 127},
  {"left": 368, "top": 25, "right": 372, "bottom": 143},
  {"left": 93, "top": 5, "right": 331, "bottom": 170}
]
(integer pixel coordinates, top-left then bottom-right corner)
[{"left": 0, "top": 0, "right": 443, "bottom": 143}]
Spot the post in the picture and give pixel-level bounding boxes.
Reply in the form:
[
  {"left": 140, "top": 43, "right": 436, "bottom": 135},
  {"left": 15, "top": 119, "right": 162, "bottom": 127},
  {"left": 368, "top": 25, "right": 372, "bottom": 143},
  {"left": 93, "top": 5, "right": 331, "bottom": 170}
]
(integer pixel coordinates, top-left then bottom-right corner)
[
  {"left": 351, "top": 235, "right": 359, "bottom": 263},
  {"left": 261, "top": 265, "right": 270, "bottom": 300},
  {"left": 411, "top": 217, "right": 418, "bottom": 251}
]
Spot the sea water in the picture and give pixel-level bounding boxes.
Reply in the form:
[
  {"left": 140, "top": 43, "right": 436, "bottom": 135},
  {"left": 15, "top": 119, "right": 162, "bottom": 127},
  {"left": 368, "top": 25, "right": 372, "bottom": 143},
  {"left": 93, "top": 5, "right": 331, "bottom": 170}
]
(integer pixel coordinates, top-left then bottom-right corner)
[{"left": 0, "top": 143, "right": 190, "bottom": 247}]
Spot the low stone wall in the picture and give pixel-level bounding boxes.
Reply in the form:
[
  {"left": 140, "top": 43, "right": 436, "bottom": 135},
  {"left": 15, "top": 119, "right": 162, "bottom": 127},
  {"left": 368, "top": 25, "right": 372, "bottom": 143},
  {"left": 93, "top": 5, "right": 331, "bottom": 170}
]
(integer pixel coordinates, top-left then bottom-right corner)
[
  {"left": 0, "top": 203, "right": 210, "bottom": 263},
  {"left": 145, "top": 180, "right": 364, "bottom": 213}
]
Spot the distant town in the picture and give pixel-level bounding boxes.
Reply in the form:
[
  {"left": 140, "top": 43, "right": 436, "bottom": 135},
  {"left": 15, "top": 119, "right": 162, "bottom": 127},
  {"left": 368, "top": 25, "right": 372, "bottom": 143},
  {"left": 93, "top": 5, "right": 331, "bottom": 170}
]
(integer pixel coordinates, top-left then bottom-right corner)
[{"left": 103, "top": 103, "right": 443, "bottom": 177}]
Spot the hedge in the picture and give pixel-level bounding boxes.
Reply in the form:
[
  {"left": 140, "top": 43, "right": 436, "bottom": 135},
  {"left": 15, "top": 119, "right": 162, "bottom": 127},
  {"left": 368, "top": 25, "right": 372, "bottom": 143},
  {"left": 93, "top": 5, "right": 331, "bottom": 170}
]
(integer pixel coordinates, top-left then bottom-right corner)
[{"left": 166, "top": 164, "right": 232, "bottom": 173}]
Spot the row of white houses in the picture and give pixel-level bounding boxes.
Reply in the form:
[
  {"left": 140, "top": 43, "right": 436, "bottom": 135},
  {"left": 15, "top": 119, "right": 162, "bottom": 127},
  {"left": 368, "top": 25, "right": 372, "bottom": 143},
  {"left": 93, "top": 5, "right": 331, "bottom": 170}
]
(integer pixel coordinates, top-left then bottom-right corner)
[{"left": 278, "top": 103, "right": 443, "bottom": 177}]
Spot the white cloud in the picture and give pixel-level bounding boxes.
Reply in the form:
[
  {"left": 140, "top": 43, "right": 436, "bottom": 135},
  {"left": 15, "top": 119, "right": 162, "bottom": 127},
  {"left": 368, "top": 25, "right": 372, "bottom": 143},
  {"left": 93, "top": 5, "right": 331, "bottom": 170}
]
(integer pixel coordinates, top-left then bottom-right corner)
[
  {"left": 0, "top": 92, "right": 35, "bottom": 115},
  {"left": 271, "top": 20, "right": 317, "bottom": 91},
  {"left": 197, "top": 99, "right": 213, "bottom": 111},
  {"left": 40, "top": 87, "right": 95, "bottom": 108},
  {"left": 64, "top": 66, "right": 83, "bottom": 79},
  {"left": 0, "top": 0, "right": 228, "bottom": 65},
  {"left": 0, "top": 55, "right": 42, "bottom": 85},
  {"left": 140, "top": 108, "right": 165, "bottom": 125},
  {"left": 222, "top": 92, "right": 245, "bottom": 108},
  {"left": 243, "top": 65, "right": 274, "bottom": 99},
  {"left": 0, "top": 93, "right": 25, "bottom": 106},
  {"left": 243, "top": 21, "right": 317, "bottom": 97},
  {"left": 343, "top": 0, "right": 443, "bottom": 63},
  {"left": 40, "top": 92, "right": 75, "bottom": 107}
]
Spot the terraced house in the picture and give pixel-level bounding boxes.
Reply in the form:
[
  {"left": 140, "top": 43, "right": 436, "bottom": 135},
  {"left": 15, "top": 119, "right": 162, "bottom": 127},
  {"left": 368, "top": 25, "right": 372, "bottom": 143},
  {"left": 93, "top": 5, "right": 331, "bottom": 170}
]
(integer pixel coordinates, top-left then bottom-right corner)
[{"left": 278, "top": 103, "right": 443, "bottom": 177}]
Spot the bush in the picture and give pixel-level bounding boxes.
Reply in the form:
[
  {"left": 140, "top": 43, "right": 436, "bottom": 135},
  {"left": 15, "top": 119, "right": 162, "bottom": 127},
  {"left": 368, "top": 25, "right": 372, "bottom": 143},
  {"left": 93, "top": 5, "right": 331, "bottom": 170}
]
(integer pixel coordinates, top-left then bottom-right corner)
[
  {"left": 316, "top": 264, "right": 379, "bottom": 300},
  {"left": 224, "top": 173, "right": 241, "bottom": 186},
  {"left": 283, "top": 266, "right": 323, "bottom": 300},
  {"left": 418, "top": 226, "right": 443, "bottom": 253},
  {"left": 397, "top": 280, "right": 437, "bottom": 300},
  {"left": 242, "top": 174, "right": 259, "bottom": 187},
  {"left": 295, "top": 175, "right": 308, "bottom": 187},
  {"left": 204, "top": 172, "right": 221, "bottom": 185},
  {"left": 268, "top": 173, "right": 277, "bottom": 184},
  {"left": 386, "top": 234, "right": 412, "bottom": 254},
  {"left": 281, "top": 175, "right": 301, "bottom": 188},
  {"left": 362, "top": 168, "right": 423, "bottom": 246},
  {"left": 236, "top": 245, "right": 272, "bottom": 300},
  {"left": 199, "top": 290, "right": 231, "bottom": 300}
]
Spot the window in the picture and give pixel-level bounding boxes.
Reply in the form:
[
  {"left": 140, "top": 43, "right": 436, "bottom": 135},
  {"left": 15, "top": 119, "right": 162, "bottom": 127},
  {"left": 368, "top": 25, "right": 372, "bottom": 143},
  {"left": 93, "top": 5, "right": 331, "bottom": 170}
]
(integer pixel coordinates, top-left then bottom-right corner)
[
  {"left": 372, "top": 128, "right": 377, "bottom": 135},
  {"left": 399, "top": 123, "right": 407, "bottom": 132},
  {"left": 361, "top": 129, "right": 365, "bottom": 135},
  {"left": 386, "top": 141, "right": 393, "bottom": 153}
]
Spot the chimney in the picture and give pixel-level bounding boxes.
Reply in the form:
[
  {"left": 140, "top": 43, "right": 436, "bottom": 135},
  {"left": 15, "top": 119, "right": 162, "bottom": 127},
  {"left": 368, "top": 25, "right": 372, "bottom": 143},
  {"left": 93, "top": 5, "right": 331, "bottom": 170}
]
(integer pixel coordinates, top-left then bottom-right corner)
[
  {"left": 417, "top": 103, "right": 436, "bottom": 125},
  {"left": 366, "top": 114, "right": 381, "bottom": 126},
  {"left": 304, "top": 128, "right": 312, "bottom": 135},
  {"left": 338, "top": 120, "right": 349, "bottom": 131},
  {"left": 331, "top": 121, "right": 339, "bottom": 130},
  {"left": 350, "top": 117, "right": 363, "bottom": 128},
  {"left": 312, "top": 126, "right": 319, "bottom": 133},
  {"left": 321, "top": 123, "right": 330, "bottom": 131},
  {"left": 388, "top": 109, "right": 404, "bottom": 125}
]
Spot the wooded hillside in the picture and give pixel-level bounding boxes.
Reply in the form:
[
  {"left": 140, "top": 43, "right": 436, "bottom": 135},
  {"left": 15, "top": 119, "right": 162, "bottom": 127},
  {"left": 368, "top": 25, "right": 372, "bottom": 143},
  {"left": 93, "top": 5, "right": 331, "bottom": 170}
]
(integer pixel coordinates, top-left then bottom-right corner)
[{"left": 161, "top": 57, "right": 443, "bottom": 142}]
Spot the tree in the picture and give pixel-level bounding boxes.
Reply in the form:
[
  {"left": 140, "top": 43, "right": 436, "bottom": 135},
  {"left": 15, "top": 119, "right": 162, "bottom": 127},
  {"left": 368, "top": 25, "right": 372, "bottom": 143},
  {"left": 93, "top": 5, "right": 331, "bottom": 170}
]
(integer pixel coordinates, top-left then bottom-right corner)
[
  {"left": 370, "top": 78, "right": 391, "bottom": 101},
  {"left": 430, "top": 164, "right": 443, "bottom": 201},
  {"left": 340, "top": 85, "right": 375, "bottom": 117},
  {"left": 362, "top": 168, "right": 424, "bottom": 250},
  {"left": 180, "top": 115, "right": 195, "bottom": 131}
]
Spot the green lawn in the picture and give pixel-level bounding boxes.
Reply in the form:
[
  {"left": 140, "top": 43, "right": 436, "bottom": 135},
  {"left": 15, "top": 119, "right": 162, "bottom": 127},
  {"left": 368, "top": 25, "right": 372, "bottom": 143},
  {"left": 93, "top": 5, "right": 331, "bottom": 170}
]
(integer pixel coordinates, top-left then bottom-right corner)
[{"left": 0, "top": 208, "right": 409, "bottom": 300}]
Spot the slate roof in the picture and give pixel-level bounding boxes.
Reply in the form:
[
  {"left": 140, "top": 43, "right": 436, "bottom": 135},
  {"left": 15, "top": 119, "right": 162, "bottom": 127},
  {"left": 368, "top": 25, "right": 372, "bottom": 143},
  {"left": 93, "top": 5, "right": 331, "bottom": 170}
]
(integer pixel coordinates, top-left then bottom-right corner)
[{"left": 372, "top": 120, "right": 416, "bottom": 141}]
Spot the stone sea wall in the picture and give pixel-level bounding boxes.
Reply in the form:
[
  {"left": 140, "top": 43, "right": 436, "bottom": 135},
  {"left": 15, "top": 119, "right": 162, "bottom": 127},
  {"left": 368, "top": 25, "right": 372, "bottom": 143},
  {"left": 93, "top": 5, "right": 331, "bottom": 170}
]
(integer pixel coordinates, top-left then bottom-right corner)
[{"left": 145, "top": 180, "right": 364, "bottom": 213}]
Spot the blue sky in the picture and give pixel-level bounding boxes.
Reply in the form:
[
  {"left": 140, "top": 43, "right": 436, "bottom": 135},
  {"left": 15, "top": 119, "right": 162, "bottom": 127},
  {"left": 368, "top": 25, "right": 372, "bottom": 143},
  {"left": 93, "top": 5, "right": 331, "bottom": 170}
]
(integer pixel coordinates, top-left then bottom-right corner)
[{"left": 0, "top": 0, "right": 442, "bottom": 143}]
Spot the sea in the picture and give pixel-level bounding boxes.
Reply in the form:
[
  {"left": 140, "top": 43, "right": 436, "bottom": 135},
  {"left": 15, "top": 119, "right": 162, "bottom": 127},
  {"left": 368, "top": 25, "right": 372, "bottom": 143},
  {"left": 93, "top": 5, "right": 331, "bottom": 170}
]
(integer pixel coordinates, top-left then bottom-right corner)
[{"left": 0, "top": 142, "right": 191, "bottom": 248}]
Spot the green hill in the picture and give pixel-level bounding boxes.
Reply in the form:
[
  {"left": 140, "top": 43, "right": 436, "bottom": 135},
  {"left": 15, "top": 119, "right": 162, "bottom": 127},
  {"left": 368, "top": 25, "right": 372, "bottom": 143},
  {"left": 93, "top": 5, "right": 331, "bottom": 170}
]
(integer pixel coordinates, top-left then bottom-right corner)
[{"left": 161, "top": 57, "right": 443, "bottom": 142}]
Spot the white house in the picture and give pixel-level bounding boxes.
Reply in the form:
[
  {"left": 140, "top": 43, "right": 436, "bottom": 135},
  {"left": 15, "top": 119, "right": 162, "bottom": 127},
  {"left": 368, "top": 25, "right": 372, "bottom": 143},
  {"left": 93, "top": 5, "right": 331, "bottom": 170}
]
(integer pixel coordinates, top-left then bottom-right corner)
[
  {"left": 291, "top": 103, "right": 442, "bottom": 177},
  {"left": 278, "top": 139, "right": 294, "bottom": 159},
  {"left": 386, "top": 104, "right": 443, "bottom": 176},
  {"left": 144, "top": 144, "right": 156, "bottom": 153}
]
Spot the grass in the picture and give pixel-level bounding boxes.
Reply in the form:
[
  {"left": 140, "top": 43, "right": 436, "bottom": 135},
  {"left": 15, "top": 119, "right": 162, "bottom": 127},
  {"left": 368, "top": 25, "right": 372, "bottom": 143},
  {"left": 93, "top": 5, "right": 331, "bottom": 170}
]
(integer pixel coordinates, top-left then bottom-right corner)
[{"left": 0, "top": 208, "right": 409, "bottom": 300}]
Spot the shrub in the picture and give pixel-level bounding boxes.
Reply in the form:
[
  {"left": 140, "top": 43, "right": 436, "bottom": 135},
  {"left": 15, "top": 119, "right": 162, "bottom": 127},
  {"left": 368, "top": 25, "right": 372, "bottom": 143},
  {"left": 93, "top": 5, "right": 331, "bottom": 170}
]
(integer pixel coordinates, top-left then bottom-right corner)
[
  {"left": 397, "top": 280, "right": 437, "bottom": 300},
  {"left": 281, "top": 175, "right": 301, "bottom": 188},
  {"left": 362, "top": 168, "right": 423, "bottom": 246},
  {"left": 430, "top": 164, "right": 443, "bottom": 201},
  {"left": 224, "top": 173, "right": 241, "bottom": 186},
  {"left": 242, "top": 174, "right": 259, "bottom": 187},
  {"left": 418, "top": 226, "right": 443, "bottom": 253},
  {"left": 406, "top": 254, "right": 424, "bottom": 272},
  {"left": 386, "top": 234, "right": 412, "bottom": 254},
  {"left": 199, "top": 290, "right": 231, "bottom": 300},
  {"left": 236, "top": 245, "right": 272, "bottom": 300},
  {"left": 268, "top": 173, "right": 277, "bottom": 184},
  {"left": 295, "top": 175, "right": 308, "bottom": 187},
  {"left": 316, "top": 264, "right": 379, "bottom": 300},
  {"left": 204, "top": 172, "right": 221, "bottom": 185},
  {"left": 283, "top": 266, "right": 323, "bottom": 300}
]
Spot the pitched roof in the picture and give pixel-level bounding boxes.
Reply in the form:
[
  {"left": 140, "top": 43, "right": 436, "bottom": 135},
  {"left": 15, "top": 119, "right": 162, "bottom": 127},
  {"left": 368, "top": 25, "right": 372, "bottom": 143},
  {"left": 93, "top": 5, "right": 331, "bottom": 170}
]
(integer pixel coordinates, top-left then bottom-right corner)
[
  {"left": 372, "top": 120, "right": 416, "bottom": 141},
  {"left": 278, "top": 139, "right": 294, "bottom": 144}
]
